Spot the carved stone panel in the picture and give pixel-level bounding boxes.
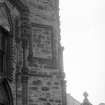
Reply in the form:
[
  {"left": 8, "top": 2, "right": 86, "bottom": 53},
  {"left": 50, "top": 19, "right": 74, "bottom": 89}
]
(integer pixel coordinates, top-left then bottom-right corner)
[
  {"left": 29, "top": 23, "right": 57, "bottom": 68},
  {"left": 32, "top": 24, "right": 52, "bottom": 59}
]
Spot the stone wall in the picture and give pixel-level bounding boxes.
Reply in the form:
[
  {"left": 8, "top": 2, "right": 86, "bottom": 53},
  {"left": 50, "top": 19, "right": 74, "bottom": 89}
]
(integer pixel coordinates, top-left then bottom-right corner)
[{"left": 0, "top": 0, "right": 66, "bottom": 105}]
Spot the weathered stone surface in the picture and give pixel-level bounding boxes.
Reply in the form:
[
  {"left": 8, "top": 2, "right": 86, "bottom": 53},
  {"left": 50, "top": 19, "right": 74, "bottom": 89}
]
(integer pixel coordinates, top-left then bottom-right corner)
[
  {"left": 0, "top": 0, "right": 66, "bottom": 105},
  {"left": 28, "top": 73, "right": 62, "bottom": 105},
  {"left": 31, "top": 23, "right": 53, "bottom": 59}
]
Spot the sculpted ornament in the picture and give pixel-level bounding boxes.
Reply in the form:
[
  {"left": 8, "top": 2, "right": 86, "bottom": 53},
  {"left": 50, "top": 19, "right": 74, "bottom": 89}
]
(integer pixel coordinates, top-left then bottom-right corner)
[{"left": 31, "top": 24, "right": 53, "bottom": 59}]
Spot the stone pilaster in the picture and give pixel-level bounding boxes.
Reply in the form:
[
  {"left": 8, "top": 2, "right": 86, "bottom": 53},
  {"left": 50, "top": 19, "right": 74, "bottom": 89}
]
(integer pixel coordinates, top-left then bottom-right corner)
[{"left": 20, "top": 7, "right": 30, "bottom": 105}]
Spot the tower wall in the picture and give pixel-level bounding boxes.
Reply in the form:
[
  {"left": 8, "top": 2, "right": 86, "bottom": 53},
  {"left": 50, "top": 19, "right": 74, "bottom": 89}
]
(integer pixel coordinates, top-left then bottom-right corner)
[{"left": 0, "top": 0, "right": 66, "bottom": 105}]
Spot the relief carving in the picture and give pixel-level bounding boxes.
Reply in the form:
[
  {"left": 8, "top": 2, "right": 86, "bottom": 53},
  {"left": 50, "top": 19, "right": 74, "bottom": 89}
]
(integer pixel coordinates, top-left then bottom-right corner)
[
  {"left": 28, "top": 23, "right": 58, "bottom": 69},
  {"left": 32, "top": 24, "right": 52, "bottom": 59},
  {"left": 29, "top": 23, "right": 57, "bottom": 68}
]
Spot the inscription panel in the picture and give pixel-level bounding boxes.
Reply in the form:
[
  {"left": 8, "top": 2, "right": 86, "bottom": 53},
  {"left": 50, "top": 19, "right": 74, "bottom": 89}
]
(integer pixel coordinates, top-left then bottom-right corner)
[
  {"left": 32, "top": 24, "right": 53, "bottom": 59},
  {"left": 29, "top": 23, "right": 57, "bottom": 67}
]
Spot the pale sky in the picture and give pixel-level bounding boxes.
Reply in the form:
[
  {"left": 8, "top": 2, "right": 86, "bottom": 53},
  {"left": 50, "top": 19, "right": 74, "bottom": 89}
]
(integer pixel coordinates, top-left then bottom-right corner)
[{"left": 60, "top": 0, "right": 105, "bottom": 105}]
